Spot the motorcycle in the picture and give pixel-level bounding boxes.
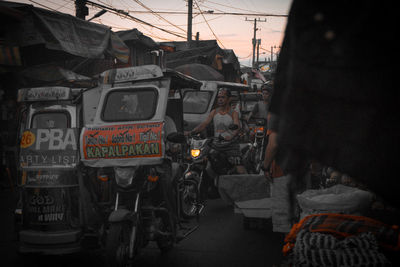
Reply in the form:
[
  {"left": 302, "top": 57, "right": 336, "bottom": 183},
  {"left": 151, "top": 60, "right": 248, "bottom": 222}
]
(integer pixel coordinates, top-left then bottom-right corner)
[
  {"left": 80, "top": 64, "right": 202, "bottom": 266},
  {"left": 250, "top": 118, "right": 267, "bottom": 173},
  {"left": 177, "top": 133, "right": 211, "bottom": 218},
  {"left": 101, "top": 164, "right": 177, "bottom": 265},
  {"left": 183, "top": 125, "right": 244, "bottom": 199}
]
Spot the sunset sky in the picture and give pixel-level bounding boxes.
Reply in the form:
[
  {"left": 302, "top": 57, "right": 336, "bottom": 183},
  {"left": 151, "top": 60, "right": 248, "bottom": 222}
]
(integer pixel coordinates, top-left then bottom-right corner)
[{"left": 12, "top": 0, "right": 292, "bottom": 67}]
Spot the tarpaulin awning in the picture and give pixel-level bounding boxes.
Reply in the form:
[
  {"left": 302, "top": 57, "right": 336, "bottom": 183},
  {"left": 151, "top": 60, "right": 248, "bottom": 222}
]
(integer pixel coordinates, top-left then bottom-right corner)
[
  {"left": 174, "top": 63, "right": 224, "bottom": 81},
  {"left": 166, "top": 44, "right": 221, "bottom": 69},
  {"left": 116, "top": 28, "right": 158, "bottom": 48},
  {"left": 0, "top": 1, "right": 129, "bottom": 63},
  {"left": 18, "top": 64, "right": 96, "bottom": 88},
  {"left": 222, "top": 49, "right": 240, "bottom": 71},
  {"left": 162, "top": 40, "right": 239, "bottom": 70},
  {"left": 163, "top": 40, "right": 241, "bottom": 82}
]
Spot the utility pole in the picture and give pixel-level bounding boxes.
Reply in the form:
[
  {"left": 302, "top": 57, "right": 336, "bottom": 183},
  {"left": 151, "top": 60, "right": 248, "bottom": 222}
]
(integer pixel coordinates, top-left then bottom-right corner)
[
  {"left": 246, "top": 18, "right": 266, "bottom": 68},
  {"left": 256, "top": 39, "right": 261, "bottom": 68},
  {"left": 187, "top": 0, "right": 193, "bottom": 43},
  {"left": 75, "top": 0, "right": 88, "bottom": 20},
  {"left": 271, "top": 46, "right": 273, "bottom": 63},
  {"left": 271, "top": 45, "right": 281, "bottom": 65}
]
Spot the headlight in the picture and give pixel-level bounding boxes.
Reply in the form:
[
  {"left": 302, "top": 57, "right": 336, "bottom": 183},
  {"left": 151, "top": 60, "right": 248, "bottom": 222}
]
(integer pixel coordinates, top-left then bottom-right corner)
[
  {"left": 191, "top": 149, "right": 201, "bottom": 158},
  {"left": 114, "top": 167, "right": 137, "bottom": 187},
  {"left": 184, "top": 171, "right": 200, "bottom": 182}
]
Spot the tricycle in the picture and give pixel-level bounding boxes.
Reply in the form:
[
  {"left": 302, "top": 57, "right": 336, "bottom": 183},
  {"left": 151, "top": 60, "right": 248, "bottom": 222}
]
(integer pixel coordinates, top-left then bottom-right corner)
[
  {"left": 80, "top": 64, "right": 203, "bottom": 266},
  {"left": 15, "top": 86, "right": 103, "bottom": 254}
]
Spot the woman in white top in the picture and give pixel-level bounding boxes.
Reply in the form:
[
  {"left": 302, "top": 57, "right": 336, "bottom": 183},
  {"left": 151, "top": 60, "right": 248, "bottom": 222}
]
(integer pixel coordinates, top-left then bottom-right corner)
[{"left": 186, "top": 88, "right": 246, "bottom": 174}]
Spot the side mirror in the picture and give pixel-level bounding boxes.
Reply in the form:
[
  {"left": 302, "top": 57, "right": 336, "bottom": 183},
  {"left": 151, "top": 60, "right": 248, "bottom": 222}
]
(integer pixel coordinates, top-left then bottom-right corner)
[
  {"left": 167, "top": 132, "right": 186, "bottom": 143},
  {"left": 228, "top": 124, "right": 239, "bottom": 131}
]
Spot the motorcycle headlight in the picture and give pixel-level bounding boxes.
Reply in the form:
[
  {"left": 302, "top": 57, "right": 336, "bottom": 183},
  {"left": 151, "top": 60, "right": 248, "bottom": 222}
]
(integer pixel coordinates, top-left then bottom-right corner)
[
  {"left": 191, "top": 149, "right": 201, "bottom": 158},
  {"left": 114, "top": 167, "right": 138, "bottom": 187},
  {"left": 184, "top": 171, "right": 194, "bottom": 179},
  {"left": 184, "top": 171, "right": 200, "bottom": 182}
]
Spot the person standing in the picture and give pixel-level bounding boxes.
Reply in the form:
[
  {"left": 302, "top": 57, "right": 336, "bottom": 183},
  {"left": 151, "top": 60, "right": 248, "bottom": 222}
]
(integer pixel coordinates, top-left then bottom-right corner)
[{"left": 261, "top": 112, "right": 292, "bottom": 233}]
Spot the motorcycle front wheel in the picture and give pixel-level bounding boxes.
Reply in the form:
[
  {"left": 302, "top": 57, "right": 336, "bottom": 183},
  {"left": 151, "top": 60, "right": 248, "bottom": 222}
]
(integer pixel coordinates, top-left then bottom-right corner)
[
  {"left": 156, "top": 211, "right": 176, "bottom": 252},
  {"left": 105, "top": 221, "right": 137, "bottom": 267},
  {"left": 180, "top": 180, "right": 199, "bottom": 218},
  {"left": 254, "top": 147, "right": 263, "bottom": 174}
]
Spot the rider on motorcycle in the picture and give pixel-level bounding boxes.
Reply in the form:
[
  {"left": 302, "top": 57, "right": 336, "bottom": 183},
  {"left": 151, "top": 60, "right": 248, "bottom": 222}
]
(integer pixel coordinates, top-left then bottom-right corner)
[
  {"left": 185, "top": 88, "right": 247, "bottom": 174},
  {"left": 246, "top": 81, "right": 273, "bottom": 125},
  {"left": 246, "top": 81, "right": 273, "bottom": 159}
]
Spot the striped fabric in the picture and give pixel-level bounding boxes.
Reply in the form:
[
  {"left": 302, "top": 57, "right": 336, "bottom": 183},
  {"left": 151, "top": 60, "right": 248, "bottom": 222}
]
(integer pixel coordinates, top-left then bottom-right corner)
[
  {"left": 0, "top": 45, "right": 21, "bottom": 66},
  {"left": 283, "top": 213, "right": 400, "bottom": 258},
  {"left": 291, "top": 230, "right": 390, "bottom": 266}
]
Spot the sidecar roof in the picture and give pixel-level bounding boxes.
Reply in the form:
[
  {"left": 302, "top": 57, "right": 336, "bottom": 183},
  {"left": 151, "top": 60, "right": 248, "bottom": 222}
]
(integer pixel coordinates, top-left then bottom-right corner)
[
  {"left": 99, "top": 64, "right": 202, "bottom": 89},
  {"left": 17, "top": 86, "right": 81, "bottom": 102}
]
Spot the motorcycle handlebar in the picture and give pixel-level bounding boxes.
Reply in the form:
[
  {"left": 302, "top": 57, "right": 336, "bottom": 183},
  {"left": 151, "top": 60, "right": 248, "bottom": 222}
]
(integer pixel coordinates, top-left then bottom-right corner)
[{"left": 210, "top": 134, "right": 239, "bottom": 148}]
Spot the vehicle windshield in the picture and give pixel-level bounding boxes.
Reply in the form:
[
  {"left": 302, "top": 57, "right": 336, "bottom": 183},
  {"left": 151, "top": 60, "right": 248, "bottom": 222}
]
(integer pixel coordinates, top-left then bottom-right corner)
[
  {"left": 102, "top": 89, "right": 157, "bottom": 121},
  {"left": 183, "top": 91, "right": 212, "bottom": 114},
  {"left": 31, "top": 111, "right": 69, "bottom": 128},
  {"left": 241, "top": 94, "right": 262, "bottom": 112}
]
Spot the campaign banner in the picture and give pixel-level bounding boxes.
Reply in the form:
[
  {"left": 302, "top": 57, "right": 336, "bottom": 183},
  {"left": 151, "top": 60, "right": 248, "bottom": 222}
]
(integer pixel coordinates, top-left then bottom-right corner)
[
  {"left": 25, "top": 187, "right": 74, "bottom": 224},
  {"left": 19, "top": 128, "right": 79, "bottom": 168},
  {"left": 81, "top": 122, "right": 163, "bottom": 161},
  {"left": 23, "top": 170, "right": 78, "bottom": 186}
]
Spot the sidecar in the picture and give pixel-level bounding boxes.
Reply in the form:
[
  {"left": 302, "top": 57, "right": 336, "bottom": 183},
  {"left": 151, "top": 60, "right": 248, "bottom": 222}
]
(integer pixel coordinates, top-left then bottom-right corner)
[{"left": 15, "top": 86, "right": 98, "bottom": 254}]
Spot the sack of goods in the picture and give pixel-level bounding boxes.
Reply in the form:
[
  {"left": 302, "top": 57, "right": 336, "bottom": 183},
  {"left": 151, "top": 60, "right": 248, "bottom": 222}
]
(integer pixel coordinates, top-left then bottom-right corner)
[
  {"left": 282, "top": 213, "right": 400, "bottom": 267},
  {"left": 296, "top": 184, "right": 373, "bottom": 219}
]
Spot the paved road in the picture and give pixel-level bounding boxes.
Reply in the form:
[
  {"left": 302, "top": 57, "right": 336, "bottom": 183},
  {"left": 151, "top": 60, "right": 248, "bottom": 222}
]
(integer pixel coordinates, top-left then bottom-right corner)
[{"left": 0, "top": 189, "right": 285, "bottom": 267}]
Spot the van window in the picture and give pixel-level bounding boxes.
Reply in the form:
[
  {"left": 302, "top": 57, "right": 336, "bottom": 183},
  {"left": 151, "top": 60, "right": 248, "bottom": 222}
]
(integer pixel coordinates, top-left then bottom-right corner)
[
  {"left": 31, "top": 112, "right": 69, "bottom": 128},
  {"left": 102, "top": 89, "right": 158, "bottom": 121},
  {"left": 183, "top": 91, "right": 212, "bottom": 114},
  {"left": 241, "top": 93, "right": 262, "bottom": 112}
]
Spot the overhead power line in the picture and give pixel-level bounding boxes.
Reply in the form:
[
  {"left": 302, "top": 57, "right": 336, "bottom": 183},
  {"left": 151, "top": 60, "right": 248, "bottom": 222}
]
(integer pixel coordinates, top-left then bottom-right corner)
[
  {"left": 29, "top": 0, "right": 59, "bottom": 12},
  {"left": 43, "top": 0, "right": 73, "bottom": 11},
  {"left": 194, "top": 0, "right": 225, "bottom": 48},
  {"left": 85, "top": 0, "right": 187, "bottom": 39},
  {"left": 132, "top": 0, "right": 187, "bottom": 34},
  {"left": 122, "top": 10, "right": 288, "bottom": 17},
  {"left": 151, "top": 15, "right": 223, "bottom": 27},
  {"left": 238, "top": 52, "right": 253, "bottom": 59},
  {"left": 206, "top": 0, "right": 266, "bottom": 15},
  {"left": 260, "top": 46, "right": 280, "bottom": 54}
]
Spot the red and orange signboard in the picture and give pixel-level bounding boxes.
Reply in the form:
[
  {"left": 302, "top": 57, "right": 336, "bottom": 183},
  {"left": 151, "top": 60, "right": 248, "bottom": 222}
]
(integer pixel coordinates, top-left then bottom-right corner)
[{"left": 81, "top": 122, "right": 163, "bottom": 160}]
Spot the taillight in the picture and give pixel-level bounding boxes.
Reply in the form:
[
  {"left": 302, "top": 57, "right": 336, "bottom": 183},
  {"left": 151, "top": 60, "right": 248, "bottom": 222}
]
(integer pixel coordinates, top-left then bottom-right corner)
[
  {"left": 147, "top": 168, "right": 159, "bottom": 183},
  {"left": 147, "top": 175, "right": 159, "bottom": 182},
  {"left": 97, "top": 174, "right": 109, "bottom": 182},
  {"left": 255, "top": 126, "right": 264, "bottom": 133}
]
